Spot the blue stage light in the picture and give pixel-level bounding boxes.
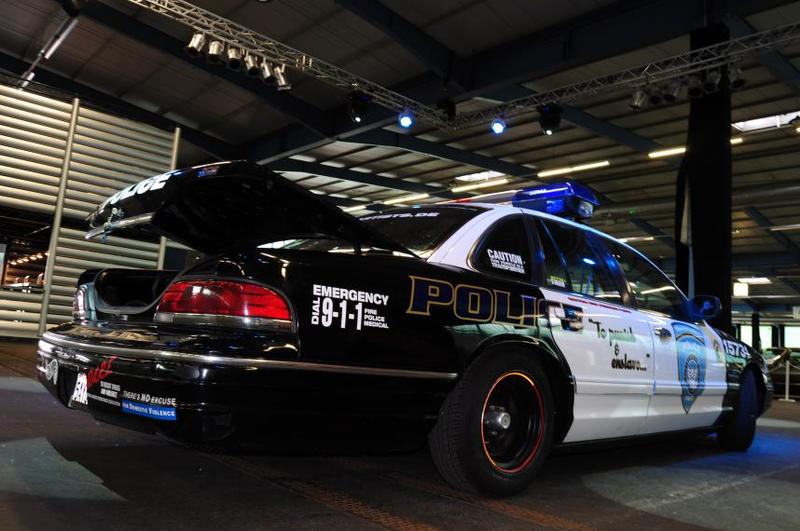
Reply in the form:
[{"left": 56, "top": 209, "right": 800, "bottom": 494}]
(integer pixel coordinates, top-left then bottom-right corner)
[
  {"left": 490, "top": 117, "right": 506, "bottom": 135},
  {"left": 398, "top": 110, "right": 414, "bottom": 128}
]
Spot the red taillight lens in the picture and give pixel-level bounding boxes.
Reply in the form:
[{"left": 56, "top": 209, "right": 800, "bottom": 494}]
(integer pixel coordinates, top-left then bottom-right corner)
[{"left": 156, "top": 280, "right": 291, "bottom": 320}]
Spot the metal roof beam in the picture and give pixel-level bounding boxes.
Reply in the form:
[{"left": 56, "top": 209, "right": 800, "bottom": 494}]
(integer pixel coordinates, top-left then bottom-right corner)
[
  {"left": 75, "top": 0, "right": 334, "bottom": 136},
  {"left": 244, "top": 0, "right": 792, "bottom": 162},
  {"left": 726, "top": 14, "right": 800, "bottom": 94},
  {"left": 744, "top": 206, "right": 800, "bottom": 257},
  {"left": 0, "top": 51, "right": 237, "bottom": 159},
  {"left": 346, "top": 129, "right": 537, "bottom": 177},
  {"left": 629, "top": 218, "right": 676, "bottom": 249},
  {"left": 335, "top": 0, "right": 468, "bottom": 89}
]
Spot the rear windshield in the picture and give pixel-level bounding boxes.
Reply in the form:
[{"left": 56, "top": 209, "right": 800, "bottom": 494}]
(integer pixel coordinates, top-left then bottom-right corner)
[{"left": 264, "top": 205, "right": 484, "bottom": 257}]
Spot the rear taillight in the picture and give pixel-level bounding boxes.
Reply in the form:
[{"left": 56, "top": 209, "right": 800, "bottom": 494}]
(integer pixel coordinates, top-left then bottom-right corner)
[{"left": 154, "top": 280, "right": 292, "bottom": 329}]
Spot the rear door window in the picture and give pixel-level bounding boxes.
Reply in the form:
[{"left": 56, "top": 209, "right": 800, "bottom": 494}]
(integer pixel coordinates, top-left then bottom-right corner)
[
  {"left": 472, "top": 216, "right": 532, "bottom": 280},
  {"left": 539, "top": 219, "right": 624, "bottom": 302}
]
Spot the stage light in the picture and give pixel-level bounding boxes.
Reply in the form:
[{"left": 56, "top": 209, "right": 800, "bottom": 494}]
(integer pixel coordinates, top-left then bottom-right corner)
[
  {"left": 687, "top": 75, "right": 703, "bottom": 98},
  {"left": 629, "top": 88, "right": 646, "bottom": 111},
  {"left": 206, "top": 40, "right": 224, "bottom": 63},
  {"left": 185, "top": 32, "right": 206, "bottom": 57},
  {"left": 348, "top": 91, "right": 371, "bottom": 124},
  {"left": 244, "top": 54, "right": 260, "bottom": 77},
  {"left": 274, "top": 64, "right": 291, "bottom": 91},
  {"left": 259, "top": 61, "right": 275, "bottom": 84},
  {"left": 662, "top": 78, "right": 682, "bottom": 103},
  {"left": 704, "top": 69, "right": 721, "bottom": 93},
  {"left": 398, "top": 109, "right": 414, "bottom": 128},
  {"left": 537, "top": 103, "right": 562, "bottom": 135},
  {"left": 729, "top": 65, "right": 745, "bottom": 90},
  {"left": 490, "top": 117, "right": 506, "bottom": 135},
  {"left": 226, "top": 46, "right": 243, "bottom": 71},
  {"left": 647, "top": 86, "right": 662, "bottom": 105},
  {"left": 436, "top": 95, "right": 456, "bottom": 120}
]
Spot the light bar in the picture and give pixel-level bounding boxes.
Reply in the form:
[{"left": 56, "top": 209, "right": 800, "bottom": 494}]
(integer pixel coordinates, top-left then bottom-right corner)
[
  {"left": 451, "top": 178, "right": 509, "bottom": 193},
  {"left": 343, "top": 204, "right": 369, "bottom": 213},
  {"left": 737, "top": 277, "right": 771, "bottom": 284},
  {"left": 537, "top": 160, "right": 609, "bottom": 178},
  {"left": 649, "top": 137, "right": 743, "bottom": 158},
  {"left": 384, "top": 193, "right": 429, "bottom": 205}
]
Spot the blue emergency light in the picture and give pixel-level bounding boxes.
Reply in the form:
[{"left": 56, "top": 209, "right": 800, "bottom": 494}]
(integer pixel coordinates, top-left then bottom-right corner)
[{"left": 512, "top": 182, "right": 599, "bottom": 220}]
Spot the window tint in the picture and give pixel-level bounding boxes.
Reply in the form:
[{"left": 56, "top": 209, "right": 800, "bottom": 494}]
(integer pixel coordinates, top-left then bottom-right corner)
[
  {"left": 528, "top": 217, "right": 569, "bottom": 289},
  {"left": 473, "top": 216, "right": 531, "bottom": 279},
  {"left": 609, "top": 242, "right": 685, "bottom": 316},
  {"left": 540, "top": 220, "right": 622, "bottom": 301}
]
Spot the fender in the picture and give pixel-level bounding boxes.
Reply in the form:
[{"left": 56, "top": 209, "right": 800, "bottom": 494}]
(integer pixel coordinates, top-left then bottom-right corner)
[{"left": 466, "top": 334, "right": 575, "bottom": 443}]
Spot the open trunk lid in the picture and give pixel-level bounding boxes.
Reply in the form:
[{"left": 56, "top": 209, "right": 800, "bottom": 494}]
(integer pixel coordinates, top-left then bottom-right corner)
[{"left": 86, "top": 161, "right": 412, "bottom": 255}]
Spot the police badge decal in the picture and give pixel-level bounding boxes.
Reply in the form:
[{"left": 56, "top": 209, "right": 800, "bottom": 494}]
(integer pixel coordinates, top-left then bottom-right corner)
[{"left": 672, "top": 323, "right": 707, "bottom": 413}]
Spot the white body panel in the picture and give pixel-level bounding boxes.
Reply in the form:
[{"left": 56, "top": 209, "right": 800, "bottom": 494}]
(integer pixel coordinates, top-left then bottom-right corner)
[{"left": 430, "top": 204, "right": 728, "bottom": 443}]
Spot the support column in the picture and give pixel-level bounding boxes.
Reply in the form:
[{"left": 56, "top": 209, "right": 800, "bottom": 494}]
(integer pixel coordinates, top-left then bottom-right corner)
[
  {"left": 751, "top": 313, "right": 761, "bottom": 352},
  {"left": 38, "top": 98, "right": 80, "bottom": 336},
  {"left": 675, "top": 23, "right": 733, "bottom": 333}
]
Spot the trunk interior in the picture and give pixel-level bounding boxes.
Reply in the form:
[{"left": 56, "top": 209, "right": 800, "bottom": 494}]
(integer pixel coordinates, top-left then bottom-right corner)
[{"left": 93, "top": 269, "right": 180, "bottom": 310}]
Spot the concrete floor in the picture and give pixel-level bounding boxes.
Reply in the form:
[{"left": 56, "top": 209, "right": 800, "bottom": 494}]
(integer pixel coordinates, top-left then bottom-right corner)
[{"left": 2, "top": 339, "right": 800, "bottom": 531}]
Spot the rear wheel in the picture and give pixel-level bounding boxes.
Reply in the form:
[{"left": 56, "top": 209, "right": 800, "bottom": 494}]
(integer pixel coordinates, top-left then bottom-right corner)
[
  {"left": 428, "top": 350, "right": 554, "bottom": 497},
  {"left": 718, "top": 369, "right": 758, "bottom": 451}
]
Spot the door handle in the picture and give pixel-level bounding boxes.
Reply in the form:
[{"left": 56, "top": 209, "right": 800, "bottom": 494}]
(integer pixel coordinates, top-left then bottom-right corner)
[{"left": 654, "top": 326, "right": 672, "bottom": 339}]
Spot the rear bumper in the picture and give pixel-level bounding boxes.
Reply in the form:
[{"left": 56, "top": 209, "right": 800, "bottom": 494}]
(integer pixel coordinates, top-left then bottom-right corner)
[{"left": 37, "top": 328, "right": 456, "bottom": 444}]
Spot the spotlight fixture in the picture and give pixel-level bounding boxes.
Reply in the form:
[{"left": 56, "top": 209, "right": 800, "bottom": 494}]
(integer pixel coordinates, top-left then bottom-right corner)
[
  {"left": 244, "top": 54, "right": 260, "bottom": 77},
  {"left": 185, "top": 32, "right": 206, "bottom": 57},
  {"left": 687, "top": 74, "right": 703, "bottom": 98},
  {"left": 274, "top": 64, "right": 291, "bottom": 91},
  {"left": 398, "top": 109, "right": 414, "bottom": 129},
  {"left": 628, "top": 88, "right": 647, "bottom": 112},
  {"left": 703, "top": 69, "right": 721, "bottom": 94},
  {"left": 226, "top": 46, "right": 244, "bottom": 71},
  {"left": 647, "top": 86, "right": 662, "bottom": 105},
  {"left": 537, "top": 103, "right": 562, "bottom": 135},
  {"left": 347, "top": 90, "right": 371, "bottom": 124},
  {"left": 206, "top": 40, "right": 224, "bottom": 64},
  {"left": 436, "top": 94, "right": 456, "bottom": 120},
  {"left": 259, "top": 61, "right": 275, "bottom": 85},
  {"left": 662, "top": 78, "right": 682, "bottom": 103},
  {"left": 729, "top": 65, "right": 745, "bottom": 90},
  {"left": 490, "top": 117, "right": 507, "bottom": 135}
]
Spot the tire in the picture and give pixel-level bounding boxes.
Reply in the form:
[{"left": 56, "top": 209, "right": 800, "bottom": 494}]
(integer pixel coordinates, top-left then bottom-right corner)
[
  {"left": 718, "top": 369, "right": 758, "bottom": 451},
  {"left": 428, "top": 349, "right": 554, "bottom": 497}
]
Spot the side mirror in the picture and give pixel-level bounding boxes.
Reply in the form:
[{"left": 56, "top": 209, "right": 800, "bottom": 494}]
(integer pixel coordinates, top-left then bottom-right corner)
[{"left": 686, "top": 295, "right": 721, "bottom": 321}]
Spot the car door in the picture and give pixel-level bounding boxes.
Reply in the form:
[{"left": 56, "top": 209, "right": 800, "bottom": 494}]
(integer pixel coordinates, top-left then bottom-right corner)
[
  {"left": 606, "top": 241, "right": 727, "bottom": 433},
  {"left": 531, "top": 218, "right": 654, "bottom": 442}
]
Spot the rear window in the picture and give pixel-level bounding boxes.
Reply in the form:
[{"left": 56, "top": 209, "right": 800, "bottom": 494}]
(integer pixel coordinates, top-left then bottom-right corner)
[
  {"left": 359, "top": 206, "right": 484, "bottom": 257},
  {"left": 263, "top": 205, "right": 483, "bottom": 257}
]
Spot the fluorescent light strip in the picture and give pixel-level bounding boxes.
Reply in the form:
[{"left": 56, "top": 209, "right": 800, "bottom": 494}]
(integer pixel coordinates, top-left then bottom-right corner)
[
  {"left": 737, "top": 277, "right": 771, "bottom": 285},
  {"left": 770, "top": 223, "right": 800, "bottom": 232},
  {"left": 343, "top": 204, "right": 368, "bottom": 213},
  {"left": 451, "top": 178, "right": 509, "bottom": 193},
  {"left": 649, "top": 138, "right": 743, "bottom": 159},
  {"left": 537, "top": 160, "right": 609, "bottom": 178},
  {"left": 383, "top": 193, "right": 430, "bottom": 205},
  {"left": 618, "top": 236, "right": 655, "bottom": 243},
  {"left": 454, "top": 170, "right": 504, "bottom": 182}
]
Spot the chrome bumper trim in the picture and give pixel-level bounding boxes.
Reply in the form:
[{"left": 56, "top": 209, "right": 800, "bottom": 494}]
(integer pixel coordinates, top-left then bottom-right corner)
[{"left": 40, "top": 332, "right": 458, "bottom": 381}]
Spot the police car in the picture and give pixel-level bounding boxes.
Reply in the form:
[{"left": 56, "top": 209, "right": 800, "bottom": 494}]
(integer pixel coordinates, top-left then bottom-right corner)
[{"left": 37, "top": 161, "right": 772, "bottom": 497}]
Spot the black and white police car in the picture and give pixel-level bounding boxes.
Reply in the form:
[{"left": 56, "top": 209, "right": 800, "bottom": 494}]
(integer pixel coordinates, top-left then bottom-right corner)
[{"left": 37, "top": 161, "right": 772, "bottom": 496}]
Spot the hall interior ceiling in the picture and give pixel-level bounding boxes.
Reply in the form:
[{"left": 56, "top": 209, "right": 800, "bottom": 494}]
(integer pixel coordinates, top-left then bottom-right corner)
[{"left": 1, "top": 0, "right": 800, "bottom": 317}]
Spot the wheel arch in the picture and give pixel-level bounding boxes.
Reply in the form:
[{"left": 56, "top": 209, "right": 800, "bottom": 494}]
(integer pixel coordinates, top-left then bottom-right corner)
[{"left": 465, "top": 335, "right": 575, "bottom": 444}]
